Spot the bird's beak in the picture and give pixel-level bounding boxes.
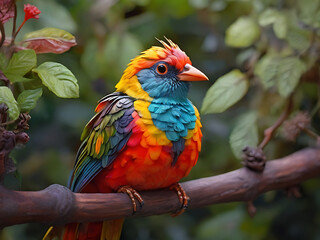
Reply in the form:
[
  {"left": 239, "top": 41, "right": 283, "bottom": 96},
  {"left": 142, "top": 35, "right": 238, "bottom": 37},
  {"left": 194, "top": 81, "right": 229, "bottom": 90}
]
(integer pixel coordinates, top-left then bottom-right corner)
[{"left": 178, "top": 64, "right": 209, "bottom": 81}]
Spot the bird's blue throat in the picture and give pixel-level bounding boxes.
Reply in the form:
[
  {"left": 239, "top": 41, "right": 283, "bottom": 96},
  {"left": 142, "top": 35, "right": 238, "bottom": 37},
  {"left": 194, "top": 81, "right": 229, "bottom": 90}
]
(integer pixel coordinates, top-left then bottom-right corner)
[
  {"left": 148, "top": 98, "right": 197, "bottom": 141},
  {"left": 137, "top": 68, "right": 197, "bottom": 165}
]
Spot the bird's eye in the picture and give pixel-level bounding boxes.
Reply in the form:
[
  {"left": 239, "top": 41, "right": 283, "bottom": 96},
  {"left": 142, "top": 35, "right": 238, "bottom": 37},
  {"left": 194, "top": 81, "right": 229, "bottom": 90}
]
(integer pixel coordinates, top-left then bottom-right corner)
[{"left": 156, "top": 64, "right": 168, "bottom": 75}]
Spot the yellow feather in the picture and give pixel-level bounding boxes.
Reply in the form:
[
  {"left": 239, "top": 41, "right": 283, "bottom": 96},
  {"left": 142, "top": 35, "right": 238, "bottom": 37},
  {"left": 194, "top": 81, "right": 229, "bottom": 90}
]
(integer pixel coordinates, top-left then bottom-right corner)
[
  {"left": 101, "top": 219, "right": 124, "bottom": 240},
  {"left": 140, "top": 137, "right": 148, "bottom": 148},
  {"left": 155, "top": 134, "right": 171, "bottom": 145},
  {"left": 87, "top": 132, "right": 95, "bottom": 157},
  {"left": 134, "top": 100, "right": 152, "bottom": 117},
  {"left": 149, "top": 146, "right": 162, "bottom": 160},
  {"left": 116, "top": 75, "right": 152, "bottom": 101},
  {"left": 148, "top": 125, "right": 161, "bottom": 134},
  {"left": 146, "top": 135, "right": 158, "bottom": 145}
]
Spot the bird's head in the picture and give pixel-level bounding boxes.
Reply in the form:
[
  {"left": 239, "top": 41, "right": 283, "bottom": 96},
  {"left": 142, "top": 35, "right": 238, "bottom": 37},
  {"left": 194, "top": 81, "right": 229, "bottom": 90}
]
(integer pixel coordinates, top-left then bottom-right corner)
[{"left": 115, "top": 38, "right": 208, "bottom": 102}]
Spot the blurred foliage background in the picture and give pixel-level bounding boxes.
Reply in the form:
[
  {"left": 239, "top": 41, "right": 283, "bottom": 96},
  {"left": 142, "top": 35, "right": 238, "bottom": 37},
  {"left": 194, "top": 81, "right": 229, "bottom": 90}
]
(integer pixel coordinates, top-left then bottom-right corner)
[{"left": 1, "top": 0, "right": 320, "bottom": 239}]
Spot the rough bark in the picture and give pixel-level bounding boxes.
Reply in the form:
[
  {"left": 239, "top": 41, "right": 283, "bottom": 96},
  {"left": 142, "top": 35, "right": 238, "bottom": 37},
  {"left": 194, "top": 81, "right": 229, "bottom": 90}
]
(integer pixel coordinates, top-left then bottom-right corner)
[{"left": 0, "top": 147, "right": 320, "bottom": 228}]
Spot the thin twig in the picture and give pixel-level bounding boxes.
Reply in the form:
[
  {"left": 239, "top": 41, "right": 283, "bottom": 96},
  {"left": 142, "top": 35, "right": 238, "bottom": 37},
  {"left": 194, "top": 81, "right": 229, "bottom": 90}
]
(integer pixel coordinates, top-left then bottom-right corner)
[
  {"left": 0, "top": 119, "right": 16, "bottom": 127},
  {"left": 0, "top": 22, "right": 5, "bottom": 48},
  {"left": 258, "top": 95, "right": 293, "bottom": 149},
  {"left": 12, "top": 3, "right": 17, "bottom": 36},
  {"left": 302, "top": 128, "right": 319, "bottom": 140},
  {"left": 10, "top": 3, "right": 17, "bottom": 45},
  {"left": 311, "top": 80, "right": 320, "bottom": 117},
  {"left": 301, "top": 128, "right": 320, "bottom": 145}
]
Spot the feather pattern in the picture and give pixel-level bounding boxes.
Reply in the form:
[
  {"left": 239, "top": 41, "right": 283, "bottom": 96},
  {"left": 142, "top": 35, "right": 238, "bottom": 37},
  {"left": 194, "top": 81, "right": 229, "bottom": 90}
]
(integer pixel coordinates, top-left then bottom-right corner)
[
  {"left": 69, "top": 92, "right": 135, "bottom": 192},
  {"left": 148, "top": 98, "right": 197, "bottom": 141}
]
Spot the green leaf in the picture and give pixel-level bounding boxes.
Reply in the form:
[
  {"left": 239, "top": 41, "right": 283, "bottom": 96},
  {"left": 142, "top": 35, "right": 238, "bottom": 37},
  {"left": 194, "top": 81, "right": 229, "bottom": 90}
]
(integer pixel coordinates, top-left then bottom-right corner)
[
  {"left": 0, "top": 86, "right": 19, "bottom": 120},
  {"left": 276, "top": 57, "right": 306, "bottom": 97},
  {"left": 286, "top": 27, "right": 311, "bottom": 51},
  {"left": 81, "top": 33, "right": 143, "bottom": 81},
  {"left": 0, "top": 52, "right": 8, "bottom": 70},
  {"left": 23, "top": 27, "right": 75, "bottom": 41},
  {"left": 273, "top": 14, "right": 287, "bottom": 39},
  {"left": 297, "top": 0, "right": 320, "bottom": 28},
  {"left": 259, "top": 8, "right": 279, "bottom": 26},
  {"left": 17, "top": 88, "right": 43, "bottom": 112},
  {"left": 3, "top": 50, "right": 36, "bottom": 83},
  {"left": 225, "top": 17, "right": 260, "bottom": 48},
  {"left": 229, "top": 112, "right": 259, "bottom": 159},
  {"left": 32, "top": 62, "right": 79, "bottom": 98},
  {"left": 201, "top": 69, "right": 248, "bottom": 114},
  {"left": 3, "top": 74, "right": 34, "bottom": 83},
  {"left": 22, "top": 27, "right": 77, "bottom": 54},
  {"left": 254, "top": 54, "right": 278, "bottom": 89},
  {"left": 259, "top": 8, "right": 287, "bottom": 39},
  {"left": 103, "top": 32, "right": 143, "bottom": 79},
  {"left": 255, "top": 55, "right": 306, "bottom": 96}
]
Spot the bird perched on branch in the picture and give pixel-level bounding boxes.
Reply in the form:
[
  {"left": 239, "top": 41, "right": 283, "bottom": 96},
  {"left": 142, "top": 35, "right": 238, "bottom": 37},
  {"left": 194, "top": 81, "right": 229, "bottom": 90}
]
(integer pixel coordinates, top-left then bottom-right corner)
[{"left": 44, "top": 38, "right": 208, "bottom": 240}]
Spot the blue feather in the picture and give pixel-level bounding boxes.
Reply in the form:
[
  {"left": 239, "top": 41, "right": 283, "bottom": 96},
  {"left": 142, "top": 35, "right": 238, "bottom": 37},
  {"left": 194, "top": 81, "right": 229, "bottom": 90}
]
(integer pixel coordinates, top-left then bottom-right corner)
[
  {"left": 171, "top": 138, "right": 186, "bottom": 166},
  {"left": 148, "top": 98, "right": 197, "bottom": 141},
  {"left": 70, "top": 157, "right": 101, "bottom": 192},
  {"left": 174, "top": 122, "right": 185, "bottom": 132},
  {"left": 137, "top": 67, "right": 190, "bottom": 101},
  {"left": 166, "top": 131, "right": 180, "bottom": 141}
]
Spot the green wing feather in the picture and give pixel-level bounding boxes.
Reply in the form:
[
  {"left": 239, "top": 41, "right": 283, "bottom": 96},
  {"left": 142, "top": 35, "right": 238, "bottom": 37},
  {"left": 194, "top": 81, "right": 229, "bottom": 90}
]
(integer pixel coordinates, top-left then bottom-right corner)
[{"left": 68, "top": 93, "right": 135, "bottom": 192}]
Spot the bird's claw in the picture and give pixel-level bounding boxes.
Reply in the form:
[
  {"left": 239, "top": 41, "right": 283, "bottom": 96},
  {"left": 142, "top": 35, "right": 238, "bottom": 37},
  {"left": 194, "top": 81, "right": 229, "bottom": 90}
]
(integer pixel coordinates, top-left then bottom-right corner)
[
  {"left": 170, "top": 183, "right": 190, "bottom": 216},
  {"left": 117, "top": 185, "right": 144, "bottom": 214}
]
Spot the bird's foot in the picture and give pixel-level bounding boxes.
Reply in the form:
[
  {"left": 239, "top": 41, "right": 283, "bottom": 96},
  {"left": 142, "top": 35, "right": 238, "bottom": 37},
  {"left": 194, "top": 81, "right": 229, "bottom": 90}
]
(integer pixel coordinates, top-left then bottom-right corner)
[
  {"left": 169, "top": 183, "right": 190, "bottom": 216},
  {"left": 117, "top": 185, "right": 144, "bottom": 214}
]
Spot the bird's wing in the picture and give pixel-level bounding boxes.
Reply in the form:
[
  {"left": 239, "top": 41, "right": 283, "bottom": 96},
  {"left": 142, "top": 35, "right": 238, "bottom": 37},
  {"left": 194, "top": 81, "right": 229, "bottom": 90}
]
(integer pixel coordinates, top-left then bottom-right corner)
[{"left": 68, "top": 92, "right": 135, "bottom": 192}]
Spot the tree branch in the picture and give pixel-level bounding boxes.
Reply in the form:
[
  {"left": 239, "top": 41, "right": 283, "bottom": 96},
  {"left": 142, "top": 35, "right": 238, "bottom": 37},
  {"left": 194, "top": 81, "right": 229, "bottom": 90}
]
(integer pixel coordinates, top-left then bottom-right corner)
[{"left": 1, "top": 147, "right": 320, "bottom": 229}]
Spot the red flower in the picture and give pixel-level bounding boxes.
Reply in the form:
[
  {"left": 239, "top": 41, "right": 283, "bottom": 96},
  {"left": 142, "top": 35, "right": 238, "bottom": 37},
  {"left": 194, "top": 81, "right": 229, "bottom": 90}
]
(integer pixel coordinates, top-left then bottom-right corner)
[
  {"left": 23, "top": 4, "right": 41, "bottom": 21},
  {"left": 13, "top": 4, "right": 41, "bottom": 39}
]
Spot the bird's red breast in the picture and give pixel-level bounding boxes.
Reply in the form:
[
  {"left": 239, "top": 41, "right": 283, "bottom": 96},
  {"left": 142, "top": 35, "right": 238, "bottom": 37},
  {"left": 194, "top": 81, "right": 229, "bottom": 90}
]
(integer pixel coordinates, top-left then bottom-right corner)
[{"left": 83, "top": 102, "right": 202, "bottom": 193}]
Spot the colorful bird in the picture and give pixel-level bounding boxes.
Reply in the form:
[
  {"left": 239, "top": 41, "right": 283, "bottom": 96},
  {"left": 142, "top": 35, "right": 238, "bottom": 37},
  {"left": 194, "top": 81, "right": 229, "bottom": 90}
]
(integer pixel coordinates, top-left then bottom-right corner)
[{"left": 44, "top": 38, "right": 208, "bottom": 240}]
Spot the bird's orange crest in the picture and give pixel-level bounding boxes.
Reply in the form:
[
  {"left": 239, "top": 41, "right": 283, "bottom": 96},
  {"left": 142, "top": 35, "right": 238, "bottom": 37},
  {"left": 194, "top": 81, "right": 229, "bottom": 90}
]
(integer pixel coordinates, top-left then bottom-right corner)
[{"left": 125, "top": 38, "right": 192, "bottom": 78}]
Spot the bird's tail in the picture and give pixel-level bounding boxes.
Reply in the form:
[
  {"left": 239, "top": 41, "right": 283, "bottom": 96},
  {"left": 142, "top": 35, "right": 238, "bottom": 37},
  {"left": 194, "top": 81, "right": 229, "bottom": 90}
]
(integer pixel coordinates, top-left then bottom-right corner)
[
  {"left": 43, "top": 219, "right": 125, "bottom": 240},
  {"left": 42, "top": 225, "right": 63, "bottom": 240},
  {"left": 100, "top": 219, "right": 125, "bottom": 240}
]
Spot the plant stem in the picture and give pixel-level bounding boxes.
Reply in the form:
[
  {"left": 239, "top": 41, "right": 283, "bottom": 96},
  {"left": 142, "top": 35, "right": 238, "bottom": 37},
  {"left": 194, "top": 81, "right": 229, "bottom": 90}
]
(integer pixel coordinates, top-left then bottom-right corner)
[
  {"left": 0, "top": 22, "right": 5, "bottom": 48},
  {"left": 12, "top": 19, "right": 26, "bottom": 42},
  {"left": 301, "top": 128, "right": 320, "bottom": 140},
  {"left": 0, "top": 119, "right": 16, "bottom": 127},
  {"left": 10, "top": 3, "right": 17, "bottom": 45},
  {"left": 311, "top": 82, "right": 320, "bottom": 117},
  {"left": 258, "top": 95, "right": 293, "bottom": 149}
]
